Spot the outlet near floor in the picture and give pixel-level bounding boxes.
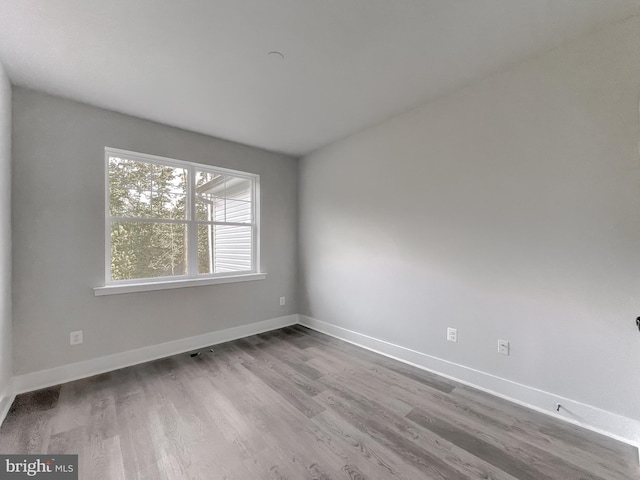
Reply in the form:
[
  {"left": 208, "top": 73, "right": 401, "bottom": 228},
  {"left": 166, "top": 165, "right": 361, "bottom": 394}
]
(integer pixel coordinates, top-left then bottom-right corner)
[
  {"left": 280, "top": 297, "right": 286, "bottom": 306},
  {"left": 447, "top": 327, "right": 457, "bottom": 342},
  {"left": 70, "top": 330, "right": 83, "bottom": 346},
  {"left": 498, "top": 339, "right": 509, "bottom": 355}
]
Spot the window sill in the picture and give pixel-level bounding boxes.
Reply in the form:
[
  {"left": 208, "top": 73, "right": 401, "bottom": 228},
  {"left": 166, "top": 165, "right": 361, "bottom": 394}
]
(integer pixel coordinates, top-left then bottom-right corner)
[{"left": 93, "top": 273, "right": 267, "bottom": 296}]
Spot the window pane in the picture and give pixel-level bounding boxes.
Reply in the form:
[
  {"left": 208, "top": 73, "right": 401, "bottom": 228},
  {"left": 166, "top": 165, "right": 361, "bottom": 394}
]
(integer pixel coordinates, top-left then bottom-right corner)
[
  {"left": 194, "top": 170, "right": 253, "bottom": 223},
  {"left": 151, "top": 163, "right": 188, "bottom": 195},
  {"left": 226, "top": 176, "right": 252, "bottom": 201},
  {"left": 198, "top": 225, "right": 252, "bottom": 274},
  {"left": 107, "top": 150, "right": 258, "bottom": 285},
  {"left": 108, "top": 156, "right": 187, "bottom": 219},
  {"left": 111, "top": 221, "right": 187, "bottom": 281},
  {"left": 108, "top": 156, "right": 152, "bottom": 217},
  {"left": 195, "top": 171, "right": 224, "bottom": 221},
  {"left": 195, "top": 195, "right": 226, "bottom": 222},
  {"left": 195, "top": 171, "right": 224, "bottom": 196},
  {"left": 225, "top": 199, "right": 252, "bottom": 223},
  {"left": 149, "top": 163, "right": 188, "bottom": 220}
]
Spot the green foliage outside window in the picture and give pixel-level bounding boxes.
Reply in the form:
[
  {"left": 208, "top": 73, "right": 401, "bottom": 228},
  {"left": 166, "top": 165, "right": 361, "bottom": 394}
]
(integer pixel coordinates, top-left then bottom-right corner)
[{"left": 108, "top": 157, "right": 216, "bottom": 281}]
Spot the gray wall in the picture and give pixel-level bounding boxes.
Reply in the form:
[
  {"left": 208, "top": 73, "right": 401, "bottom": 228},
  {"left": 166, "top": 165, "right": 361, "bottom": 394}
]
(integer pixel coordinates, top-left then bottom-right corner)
[
  {"left": 299, "top": 16, "right": 640, "bottom": 421},
  {"left": 0, "top": 62, "right": 12, "bottom": 397},
  {"left": 12, "top": 88, "right": 298, "bottom": 375}
]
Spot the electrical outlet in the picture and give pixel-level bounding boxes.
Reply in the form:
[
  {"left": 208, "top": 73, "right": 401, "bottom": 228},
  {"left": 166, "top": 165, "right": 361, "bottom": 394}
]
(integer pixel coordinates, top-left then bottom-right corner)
[
  {"left": 498, "top": 339, "right": 509, "bottom": 355},
  {"left": 70, "top": 330, "right": 83, "bottom": 346},
  {"left": 447, "top": 328, "right": 457, "bottom": 342},
  {"left": 280, "top": 296, "right": 285, "bottom": 306}
]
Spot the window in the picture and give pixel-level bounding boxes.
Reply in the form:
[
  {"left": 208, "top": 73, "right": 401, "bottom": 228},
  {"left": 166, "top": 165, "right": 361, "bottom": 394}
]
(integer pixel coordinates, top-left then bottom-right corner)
[{"left": 102, "top": 148, "right": 260, "bottom": 290}]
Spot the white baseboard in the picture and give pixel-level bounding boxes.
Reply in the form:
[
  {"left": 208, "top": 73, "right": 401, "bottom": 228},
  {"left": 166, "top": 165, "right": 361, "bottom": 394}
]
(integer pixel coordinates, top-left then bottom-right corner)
[
  {"left": 299, "top": 315, "right": 640, "bottom": 457},
  {"left": 6, "top": 312, "right": 639, "bottom": 462},
  {"left": 0, "top": 384, "right": 15, "bottom": 427},
  {"left": 12, "top": 315, "right": 298, "bottom": 395}
]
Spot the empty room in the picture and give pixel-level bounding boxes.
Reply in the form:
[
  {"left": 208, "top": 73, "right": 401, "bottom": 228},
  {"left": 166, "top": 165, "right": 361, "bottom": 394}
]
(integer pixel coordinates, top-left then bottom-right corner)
[{"left": 0, "top": 1, "right": 639, "bottom": 479}]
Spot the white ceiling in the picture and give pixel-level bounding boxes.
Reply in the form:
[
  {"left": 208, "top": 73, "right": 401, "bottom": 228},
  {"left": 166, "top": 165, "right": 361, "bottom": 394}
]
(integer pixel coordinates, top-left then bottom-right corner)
[{"left": 1, "top": 1, "right": 639, "bottom": 156}]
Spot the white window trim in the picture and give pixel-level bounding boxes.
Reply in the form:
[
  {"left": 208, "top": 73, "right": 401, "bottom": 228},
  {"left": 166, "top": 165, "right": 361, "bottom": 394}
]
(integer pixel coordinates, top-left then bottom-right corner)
[
  {"left": 94, "top": 273, "right": 267, "bottom": 296},
  {"left": 94, "top": 147, "right": 262, "bottom": 295}
]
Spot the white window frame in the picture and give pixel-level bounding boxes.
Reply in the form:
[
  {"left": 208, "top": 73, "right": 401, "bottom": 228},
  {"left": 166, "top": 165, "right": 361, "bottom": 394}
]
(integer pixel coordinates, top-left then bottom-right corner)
[{"left": 94, "top": 148, "right": 265, "bottom": 296}]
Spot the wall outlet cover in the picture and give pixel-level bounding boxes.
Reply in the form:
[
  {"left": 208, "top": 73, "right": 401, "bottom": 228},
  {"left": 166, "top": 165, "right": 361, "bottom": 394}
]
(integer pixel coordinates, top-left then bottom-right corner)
[
  {"left": 70, "top": 330, "right": 83, "bottom": 346},
  {"left": 447, "top": 327, "right": 457, "bottom": 342}
]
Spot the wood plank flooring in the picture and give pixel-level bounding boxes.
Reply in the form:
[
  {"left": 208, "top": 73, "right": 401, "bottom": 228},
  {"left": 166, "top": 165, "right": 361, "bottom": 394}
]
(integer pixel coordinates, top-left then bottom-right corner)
[{"left": 1, "top": 325, "right": 638, "bottom": 479}]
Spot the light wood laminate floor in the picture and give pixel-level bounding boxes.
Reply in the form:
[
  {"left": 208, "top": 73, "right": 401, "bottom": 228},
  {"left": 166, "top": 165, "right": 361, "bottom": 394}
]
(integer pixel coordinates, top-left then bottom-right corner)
[{"left": 1, "top": 325, "right": 638, "bottom": 479}]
